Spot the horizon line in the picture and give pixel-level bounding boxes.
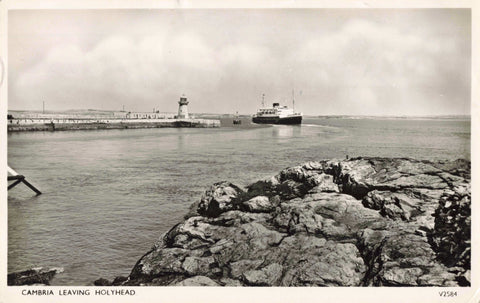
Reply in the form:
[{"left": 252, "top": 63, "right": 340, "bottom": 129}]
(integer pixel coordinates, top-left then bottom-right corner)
[{"left": 7, "top": 109, "right": 471, "bottom": 118}]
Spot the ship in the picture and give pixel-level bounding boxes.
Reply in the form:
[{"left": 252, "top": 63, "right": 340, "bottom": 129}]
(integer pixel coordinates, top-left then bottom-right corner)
[{"left": 252, "top": 93, "right": 302, "bottom": 125}]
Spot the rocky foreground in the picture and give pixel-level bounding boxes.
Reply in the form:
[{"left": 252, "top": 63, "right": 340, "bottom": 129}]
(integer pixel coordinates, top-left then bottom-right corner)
[
  {"left": 98, "top": 157, "right": 471, "bottom": 287},
  {"left": 8, "top": 268, "right": 64, "bottom": 286}
]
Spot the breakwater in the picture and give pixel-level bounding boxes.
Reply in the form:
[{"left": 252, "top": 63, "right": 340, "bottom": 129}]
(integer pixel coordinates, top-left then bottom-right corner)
[{"left": 7, "top": 118, "right": 220, "bottom": 132}]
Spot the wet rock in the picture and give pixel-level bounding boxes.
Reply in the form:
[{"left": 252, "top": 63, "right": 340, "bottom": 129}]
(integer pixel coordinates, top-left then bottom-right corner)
[
  {"left": 118, "top": 157, "right": 470, "bottom": 287},
  {"left": 8, "top": 267, "right": 63, "bottom": 286}
]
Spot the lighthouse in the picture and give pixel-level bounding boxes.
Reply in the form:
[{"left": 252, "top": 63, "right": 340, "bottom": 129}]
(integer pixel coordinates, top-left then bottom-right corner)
[{"left": 177, "top": 95, "right": 189, "bottom": 119}]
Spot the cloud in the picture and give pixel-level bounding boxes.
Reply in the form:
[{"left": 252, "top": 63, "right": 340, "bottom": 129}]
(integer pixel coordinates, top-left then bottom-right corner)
[
  {"left": 11, "top": 16, "right": 469, "bottom": 115},
  {"left": 14, "top": 28, "right": 272, "bottom": 111},
  {"left": 288, "top": 18, "right": 469, "bottom": 115},
  {"left": 296, "top": 19, "right": 457, "bottom": 88}
]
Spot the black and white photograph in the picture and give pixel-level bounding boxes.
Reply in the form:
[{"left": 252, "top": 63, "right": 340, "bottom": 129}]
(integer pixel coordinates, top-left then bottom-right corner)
[{"left": 1, "top": 1, "right": 478, "bottom": 302}]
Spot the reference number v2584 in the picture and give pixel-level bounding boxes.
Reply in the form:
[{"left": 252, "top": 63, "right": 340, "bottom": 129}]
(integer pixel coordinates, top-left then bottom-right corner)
[{"left": 439, "top": 291, "right": 457, "bottom": 297}]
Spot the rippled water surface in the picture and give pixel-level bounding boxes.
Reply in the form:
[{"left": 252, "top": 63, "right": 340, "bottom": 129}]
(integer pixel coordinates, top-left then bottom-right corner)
[{"left": 7, "top": 117, "right": 470, "bottom": 285}]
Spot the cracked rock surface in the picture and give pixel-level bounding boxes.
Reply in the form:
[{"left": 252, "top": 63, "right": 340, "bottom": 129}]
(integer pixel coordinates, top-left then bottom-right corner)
[{"left": 102, "top": 157, "right": 470, "bottom": 286}]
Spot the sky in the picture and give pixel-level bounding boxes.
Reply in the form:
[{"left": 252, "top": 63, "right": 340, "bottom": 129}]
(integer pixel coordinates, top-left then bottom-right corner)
[{"left": 8, "top": 9, "right": 471, "bottom": 116}]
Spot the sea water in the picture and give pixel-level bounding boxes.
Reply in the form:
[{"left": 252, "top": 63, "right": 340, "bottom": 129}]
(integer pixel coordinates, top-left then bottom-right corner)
[{"left": 7, "top": 117, "right": 470, "bottom": 285}]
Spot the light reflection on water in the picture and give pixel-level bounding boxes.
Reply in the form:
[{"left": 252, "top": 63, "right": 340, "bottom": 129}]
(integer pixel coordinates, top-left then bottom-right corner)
[{"left": 7, "top": 118, "right": 470, "bottom": 285}]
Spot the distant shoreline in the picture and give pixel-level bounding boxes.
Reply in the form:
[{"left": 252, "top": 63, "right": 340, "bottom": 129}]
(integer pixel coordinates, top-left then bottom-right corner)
[{"left": 312, "top": 115, "right": 471, "bottom": 120}]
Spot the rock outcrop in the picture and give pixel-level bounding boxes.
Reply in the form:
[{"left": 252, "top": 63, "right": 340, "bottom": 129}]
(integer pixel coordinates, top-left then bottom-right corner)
[
  {"left": 101, "top": 157, "right": 471, "bottom": 286},
  {"left": 8, "top": 267, "right": 64, "bottom": 286}
]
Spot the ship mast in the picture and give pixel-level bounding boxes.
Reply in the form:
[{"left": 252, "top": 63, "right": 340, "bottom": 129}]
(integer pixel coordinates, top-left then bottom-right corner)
[
  {"left": 292, "top": 89, "right": 295, "bottom": 111},
  {"left": 262, "top": 93, "right": 265, "bottom": 107}
]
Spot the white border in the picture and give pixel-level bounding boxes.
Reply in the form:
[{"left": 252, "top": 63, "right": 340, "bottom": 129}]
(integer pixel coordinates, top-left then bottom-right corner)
[{"left": 1, "top": 1, "right": 478, "bottom": 303}]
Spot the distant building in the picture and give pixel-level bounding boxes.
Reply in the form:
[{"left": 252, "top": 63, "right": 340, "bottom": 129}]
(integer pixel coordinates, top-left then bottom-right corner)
[
  {"left": 177, "top": 96, "right": 189, "bottom": 119},
  {"left": 118, "top": 112, "right": 174, "bottom": 119}
]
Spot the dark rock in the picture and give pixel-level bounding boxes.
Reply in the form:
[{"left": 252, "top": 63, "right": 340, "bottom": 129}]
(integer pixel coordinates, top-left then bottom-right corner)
[
  {"left": 8, "top": 267, "right": 63, "bottom": 286},
  {"left": 431, "top": 185, "right": 471, "bottom": 270},
  {"left": 94, "top": 278, "right": 112, "bottom": 286},
  {"left": 356, "top": 228, "right": 389, "bottom": 286},
  {"left": 112, "top": 276, "right": 128, "bottom": 285},
  {"left": 184, "top": 200, "right": 201, "bottom": 219},
  {"left": 116, "top": 157, "right": 470, "bottom": 287},
  {"left": 362, "top": 190, "right": 424, "bottom": 221},
  {"left": 197, "top": 181, "right": 245, "bottom": 217}
]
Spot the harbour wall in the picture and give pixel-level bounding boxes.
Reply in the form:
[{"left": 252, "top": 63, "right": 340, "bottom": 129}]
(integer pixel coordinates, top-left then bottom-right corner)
[{"left": 7, "top": 118, "right": 220, "bottom": 132}]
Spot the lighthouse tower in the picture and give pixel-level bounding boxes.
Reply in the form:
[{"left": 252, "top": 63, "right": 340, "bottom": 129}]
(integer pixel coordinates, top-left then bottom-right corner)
[{"left": 177, "top": 95, "right": 189, "bottom": 119}]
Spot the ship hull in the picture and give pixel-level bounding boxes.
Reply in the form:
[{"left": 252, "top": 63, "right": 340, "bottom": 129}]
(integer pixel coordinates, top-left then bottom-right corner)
[{"left": 252, "top": 115, "right": 302, "bottom": 125}]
